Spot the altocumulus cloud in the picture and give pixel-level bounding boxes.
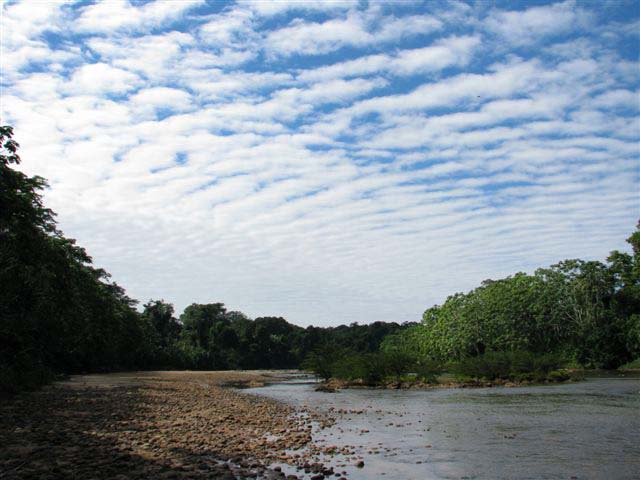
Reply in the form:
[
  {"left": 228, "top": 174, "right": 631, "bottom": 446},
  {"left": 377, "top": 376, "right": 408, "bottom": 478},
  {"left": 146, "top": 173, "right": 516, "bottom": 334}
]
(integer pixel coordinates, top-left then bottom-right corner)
[{"left": 1, "top": 0, "right": 638, "bottom": 326}]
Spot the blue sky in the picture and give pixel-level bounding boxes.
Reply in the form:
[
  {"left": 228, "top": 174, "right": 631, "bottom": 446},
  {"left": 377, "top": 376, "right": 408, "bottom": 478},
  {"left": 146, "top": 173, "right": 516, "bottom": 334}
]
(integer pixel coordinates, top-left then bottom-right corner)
[{"left": 1, "top": 0, "right": 639, "bottom": 326}]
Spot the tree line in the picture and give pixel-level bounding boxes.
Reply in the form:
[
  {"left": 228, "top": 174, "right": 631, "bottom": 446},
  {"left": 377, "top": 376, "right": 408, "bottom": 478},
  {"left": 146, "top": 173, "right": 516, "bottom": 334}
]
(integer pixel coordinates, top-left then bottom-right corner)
[
  {"left": 302, "top": 229, "right": 640, "bottom": 386},
  {"left": 381, "top": 227, "right": 640, "bottom": 370},
  {"left": 139, "top": 300, "right": 407, "bottom": 371}
]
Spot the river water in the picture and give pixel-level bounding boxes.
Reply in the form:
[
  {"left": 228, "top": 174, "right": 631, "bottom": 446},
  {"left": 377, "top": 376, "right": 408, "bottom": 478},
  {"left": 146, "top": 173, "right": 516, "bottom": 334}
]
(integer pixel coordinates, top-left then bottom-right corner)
[{"left": 245, "top": 374, "right": 640, "bottom": 480}]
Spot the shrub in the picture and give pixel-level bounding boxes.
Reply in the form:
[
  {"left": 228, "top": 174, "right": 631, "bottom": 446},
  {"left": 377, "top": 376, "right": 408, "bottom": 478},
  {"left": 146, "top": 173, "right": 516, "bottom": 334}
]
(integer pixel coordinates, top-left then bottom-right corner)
[
  {"left": 547, "top": 370, "right": 570, "bottom": 382},
  {"left": 331, "top": 353, "right": 367, "bottom": 381},
  {"left": 414, "top": 358, "right": 442, "bottom": 383},
  {"left": 452, "top": 351, "right": 564, "bottom": 381},
  {"left": 301, "top": 349, "right": 335, "bottom": 381},
  {"left": 382, "top": 350, "right": 415, "bottom": 381},
  {"left": 0, "top": 355, "right": 54, "bottom": 395},
  {"left": 618, "top": 357, "right": 640, "bottom": 371}
]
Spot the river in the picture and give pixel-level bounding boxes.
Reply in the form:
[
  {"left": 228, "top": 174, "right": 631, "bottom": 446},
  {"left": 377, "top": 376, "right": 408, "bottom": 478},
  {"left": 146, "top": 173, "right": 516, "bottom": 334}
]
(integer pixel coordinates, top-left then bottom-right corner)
[{"left": 245, "top": 374, "right": 640, "bottom": 480}]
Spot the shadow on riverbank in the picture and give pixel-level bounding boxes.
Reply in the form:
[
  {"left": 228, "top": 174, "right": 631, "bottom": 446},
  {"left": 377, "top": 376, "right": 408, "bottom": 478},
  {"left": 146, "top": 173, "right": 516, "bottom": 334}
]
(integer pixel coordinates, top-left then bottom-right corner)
[{"left": 0, "top": 371, "right": 331, "bottom": 480}]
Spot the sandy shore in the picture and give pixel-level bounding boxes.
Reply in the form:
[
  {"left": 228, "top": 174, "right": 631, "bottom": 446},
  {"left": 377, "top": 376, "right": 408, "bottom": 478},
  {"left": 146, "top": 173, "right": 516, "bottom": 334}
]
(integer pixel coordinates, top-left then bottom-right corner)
[{"left": 0, "top": 371, "right": 342, "bottom": 480}]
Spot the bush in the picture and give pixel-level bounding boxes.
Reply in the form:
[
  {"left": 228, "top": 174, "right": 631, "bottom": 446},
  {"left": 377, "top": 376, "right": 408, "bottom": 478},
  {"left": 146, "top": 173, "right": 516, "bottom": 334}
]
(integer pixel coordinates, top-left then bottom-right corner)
[
  {"left": 301, "top": 348, "right": 336, "bottom": 381},
  {"left": 452, "top": 351, "right": 564, "bottom": 381},
  {"left": 382, "top": 350, "right": 415, "bottom": 380},
  {"left": 547, "top": 370, "right": 570, "bottom": 382},
  {"left": 618, "top": 358, "right": 640, "bottom": 371},
  {"left": 0, "top": 355, "right": 54, "bottom": 395},
  {"left": 533, "top": 352, "right": 564, "bottom": 374},
  {"left": 330, "top": 353, "right": 366, "bottom": 381},
  {"left": 414, "top": 358, "right": 442, "bottom": 383},
  {"left": 317, "top": 350, "right": 417, "bottom": 385},
  {"left": 359, "top": 353, "right": 390, "bottom": 385},
  {"left": 331, "top": 352, "right": 388, "bottom": 385}
]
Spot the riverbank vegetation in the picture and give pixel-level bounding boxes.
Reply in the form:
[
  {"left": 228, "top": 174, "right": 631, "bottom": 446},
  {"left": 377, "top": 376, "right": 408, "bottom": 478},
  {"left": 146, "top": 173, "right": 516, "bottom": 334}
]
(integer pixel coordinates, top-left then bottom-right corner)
[
  {"left": 302, "top": 348, "right": 575, "bottom": 389},
  {"left": 2, "top": 124, "right": 639, "bottom": 394},
  {"left": 304, "top": 226, "right": 640, "bottom": 388},
  {"left": 373, "top": 226, "right": 640, "bottom": 383},
  {"left": 619, "top": 358, "right": 640, "bottom": 371}
]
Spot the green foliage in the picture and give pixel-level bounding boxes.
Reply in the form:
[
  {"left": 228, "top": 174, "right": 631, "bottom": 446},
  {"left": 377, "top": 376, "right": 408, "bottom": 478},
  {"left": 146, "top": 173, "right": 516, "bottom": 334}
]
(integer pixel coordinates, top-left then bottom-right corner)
[
  {"left": 328, "top": 352, "right": 388, "bottom": 385},
  {"left": 301, "top": 345, "right": 340, "bottom": 381},
  {"left": 0, "top": 126, "right": 155, "bottom": 393},
  {"left": 452, "top": 351, "right": 564, "bottom": 382},
  {"left": 304, "top": 348, "right": 433, "bottom": 386},
  {"left": 414, "top": 358, "right": 443, "bottom": 383},
  {"left": 389, "top": 224, "right": 640, "bottom": 370},
  {"left": 380, "top": 350, "right": 414, "bottom": 381},
  {"left": 618, "top": 357, "right": 640, "bottom": 371},
  {"left": 625, "top": 314, "right": 640, "bottom": 358}
]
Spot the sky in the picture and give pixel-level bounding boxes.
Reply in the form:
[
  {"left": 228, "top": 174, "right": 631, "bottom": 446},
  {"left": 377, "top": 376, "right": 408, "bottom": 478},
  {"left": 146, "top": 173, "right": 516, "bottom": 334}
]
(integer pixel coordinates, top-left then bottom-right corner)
[{"left": 1, "top": 0, "right": 639, "bottom": 326}]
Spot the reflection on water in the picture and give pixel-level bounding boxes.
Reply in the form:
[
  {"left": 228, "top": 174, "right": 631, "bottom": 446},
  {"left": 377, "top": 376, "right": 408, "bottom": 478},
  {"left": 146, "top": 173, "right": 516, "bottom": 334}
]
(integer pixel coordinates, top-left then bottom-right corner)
[{"left": 245, "top": 375, "right": 640, "bottom": 480}]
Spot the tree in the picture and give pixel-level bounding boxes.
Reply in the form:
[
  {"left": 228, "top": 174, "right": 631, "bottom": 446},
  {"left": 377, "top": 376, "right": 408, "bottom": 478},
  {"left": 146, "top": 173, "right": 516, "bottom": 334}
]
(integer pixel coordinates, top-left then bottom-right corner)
[
  {"left": 386, "top": 224, "right": 640, "bottom": 369},
  {"left": 1, "top": 125, "right": 153, "bottom": 392},
  {"left": 143, "top": 299, "right": 181, "bottom": 348}
]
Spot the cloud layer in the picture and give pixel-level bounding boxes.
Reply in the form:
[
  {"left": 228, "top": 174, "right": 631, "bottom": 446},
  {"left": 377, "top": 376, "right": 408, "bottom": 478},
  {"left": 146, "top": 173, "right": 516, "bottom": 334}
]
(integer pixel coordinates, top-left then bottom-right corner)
[{"left": 2, "top": 0, "right": 638, "bottom": 326}]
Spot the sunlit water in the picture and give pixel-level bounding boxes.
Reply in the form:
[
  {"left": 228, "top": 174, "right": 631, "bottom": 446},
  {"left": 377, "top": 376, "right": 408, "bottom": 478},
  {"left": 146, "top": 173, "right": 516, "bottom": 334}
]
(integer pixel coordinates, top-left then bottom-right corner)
[{"left": 244, "top": 375, "right": 640, "bottom": 480}]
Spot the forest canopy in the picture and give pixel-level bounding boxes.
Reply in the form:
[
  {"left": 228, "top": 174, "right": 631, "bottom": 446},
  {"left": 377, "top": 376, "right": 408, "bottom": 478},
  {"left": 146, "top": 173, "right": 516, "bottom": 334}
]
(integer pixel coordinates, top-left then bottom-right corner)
[{"left": 382, "top": 230, "right": 640, "bottom": 369}]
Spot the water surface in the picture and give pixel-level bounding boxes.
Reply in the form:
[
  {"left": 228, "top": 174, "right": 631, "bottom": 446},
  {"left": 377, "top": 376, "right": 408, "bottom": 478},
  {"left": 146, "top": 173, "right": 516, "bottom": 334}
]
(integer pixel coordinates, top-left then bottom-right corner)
[{"left": 245, "top": 375, "right": 640, "bottom": 480}]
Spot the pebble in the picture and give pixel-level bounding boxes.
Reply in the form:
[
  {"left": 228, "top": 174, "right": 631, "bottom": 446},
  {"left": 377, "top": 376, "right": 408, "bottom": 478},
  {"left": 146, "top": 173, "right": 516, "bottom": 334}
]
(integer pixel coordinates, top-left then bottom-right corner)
[{"left": 0, "top": 371, "right": 339, "bottom": 480}]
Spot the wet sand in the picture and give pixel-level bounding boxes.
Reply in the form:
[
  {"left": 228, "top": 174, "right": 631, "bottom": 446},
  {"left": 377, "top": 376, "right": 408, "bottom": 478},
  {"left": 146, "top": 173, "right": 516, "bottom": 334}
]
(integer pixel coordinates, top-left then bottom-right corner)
[{"left": 0, "top": 371, "right": 338, "bottom": 480}]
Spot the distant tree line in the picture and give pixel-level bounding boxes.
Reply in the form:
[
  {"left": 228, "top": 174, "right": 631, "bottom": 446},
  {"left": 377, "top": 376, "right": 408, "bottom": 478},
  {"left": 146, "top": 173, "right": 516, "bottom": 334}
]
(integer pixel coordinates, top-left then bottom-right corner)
[{"left": 140, "top": 300, "right": 407, "bottom": 371}]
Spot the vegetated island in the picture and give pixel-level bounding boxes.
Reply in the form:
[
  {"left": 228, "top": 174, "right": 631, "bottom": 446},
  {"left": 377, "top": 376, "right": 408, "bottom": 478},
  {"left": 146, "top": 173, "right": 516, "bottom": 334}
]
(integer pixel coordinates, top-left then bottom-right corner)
[
  {"left": 2, "top": 123, "right": 639, "bottom": 478},
  {"left": 308, "top": 351, "right": 584, "bottom": 393}
]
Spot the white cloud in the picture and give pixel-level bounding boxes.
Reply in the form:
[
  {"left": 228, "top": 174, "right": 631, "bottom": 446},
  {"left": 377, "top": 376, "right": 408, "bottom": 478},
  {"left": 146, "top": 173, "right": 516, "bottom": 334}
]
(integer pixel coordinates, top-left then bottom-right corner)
[
  {"left": 130, "top": 87, "right": 192, "bottom": 113},
  {"left": 485, "top": 0, "right": 592, "bottom": 46},
  {"left": 87, "top": 32, "right": 194, "bottom": 79},
  {"left": 349, "top": 59, "right": 542, "bottom": 116},
  {"left": 68, "top": 63, "right": 142, "bottom": 94},
  {"left": 265, "top": 11, "right": 442, "bottom": 57},
  {"left": 239, "top": 0, "right": 358, "bottom": 17},
  {"left": 272, "top": 77, "right": 387, "bottom": 107},
  {"left": 1, "top": 0, "right": 637, "bottom": 326},
  {"left": 375, "top": 14, "right": 443, "bottom": 42},
  {"left": 199, "top": 7, "right": 256, "bottom": 46},
  {"left": 75, "top": 0, "right": 203, "bottom": 33},
  {"left": 297, "top": 53, "right": 389, "bottom": 82},
  {"left": 297, "top": 35, "right": 480, "bottom": 81},
  {"left": 265, "top": 14, "right": 370, "bottom": 56},
  {"left": 0, "top": 1, "right": 77, "bottom": 76},
  {"left": 1, "top": 0, "right": 65, "bottom": 44},
  {"left": 180, "top": 70, "right": 293, "bottom": 101},
  {"left": 391, "top": 35, "right": 481, "bottom": 75},
  {"left": 592, "top": 89, "right": 639, "bottom": 109}
]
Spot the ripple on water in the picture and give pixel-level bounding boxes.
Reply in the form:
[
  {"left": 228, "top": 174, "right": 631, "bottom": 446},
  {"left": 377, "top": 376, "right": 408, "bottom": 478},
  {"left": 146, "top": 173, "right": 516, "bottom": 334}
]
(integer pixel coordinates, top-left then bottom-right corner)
[{"left": 245, "top": 375, "right": 640, "bottom": 480}]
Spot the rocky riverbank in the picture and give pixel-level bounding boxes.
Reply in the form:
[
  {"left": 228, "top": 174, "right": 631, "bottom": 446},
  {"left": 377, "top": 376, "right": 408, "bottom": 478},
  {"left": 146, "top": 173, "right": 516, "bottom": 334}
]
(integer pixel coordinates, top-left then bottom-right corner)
[
  {"left": 0, "top": 371, "right": 346, "bottom": 480},
  {"left": 314, "top": 370, "right": 580, "bottom": 392}
]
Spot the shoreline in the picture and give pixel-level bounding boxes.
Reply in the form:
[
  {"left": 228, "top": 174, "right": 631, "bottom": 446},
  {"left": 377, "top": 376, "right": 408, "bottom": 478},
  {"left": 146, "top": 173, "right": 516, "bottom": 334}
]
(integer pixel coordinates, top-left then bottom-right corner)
[
  {"left": 0, "top": 371, "right": 343, "bottom": 480},
  {"left": 312, "top": 368, "right": 640, "bottom": 392},
  {"left": 313, "top": 371, "right": 590, "bottom": 392}
]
